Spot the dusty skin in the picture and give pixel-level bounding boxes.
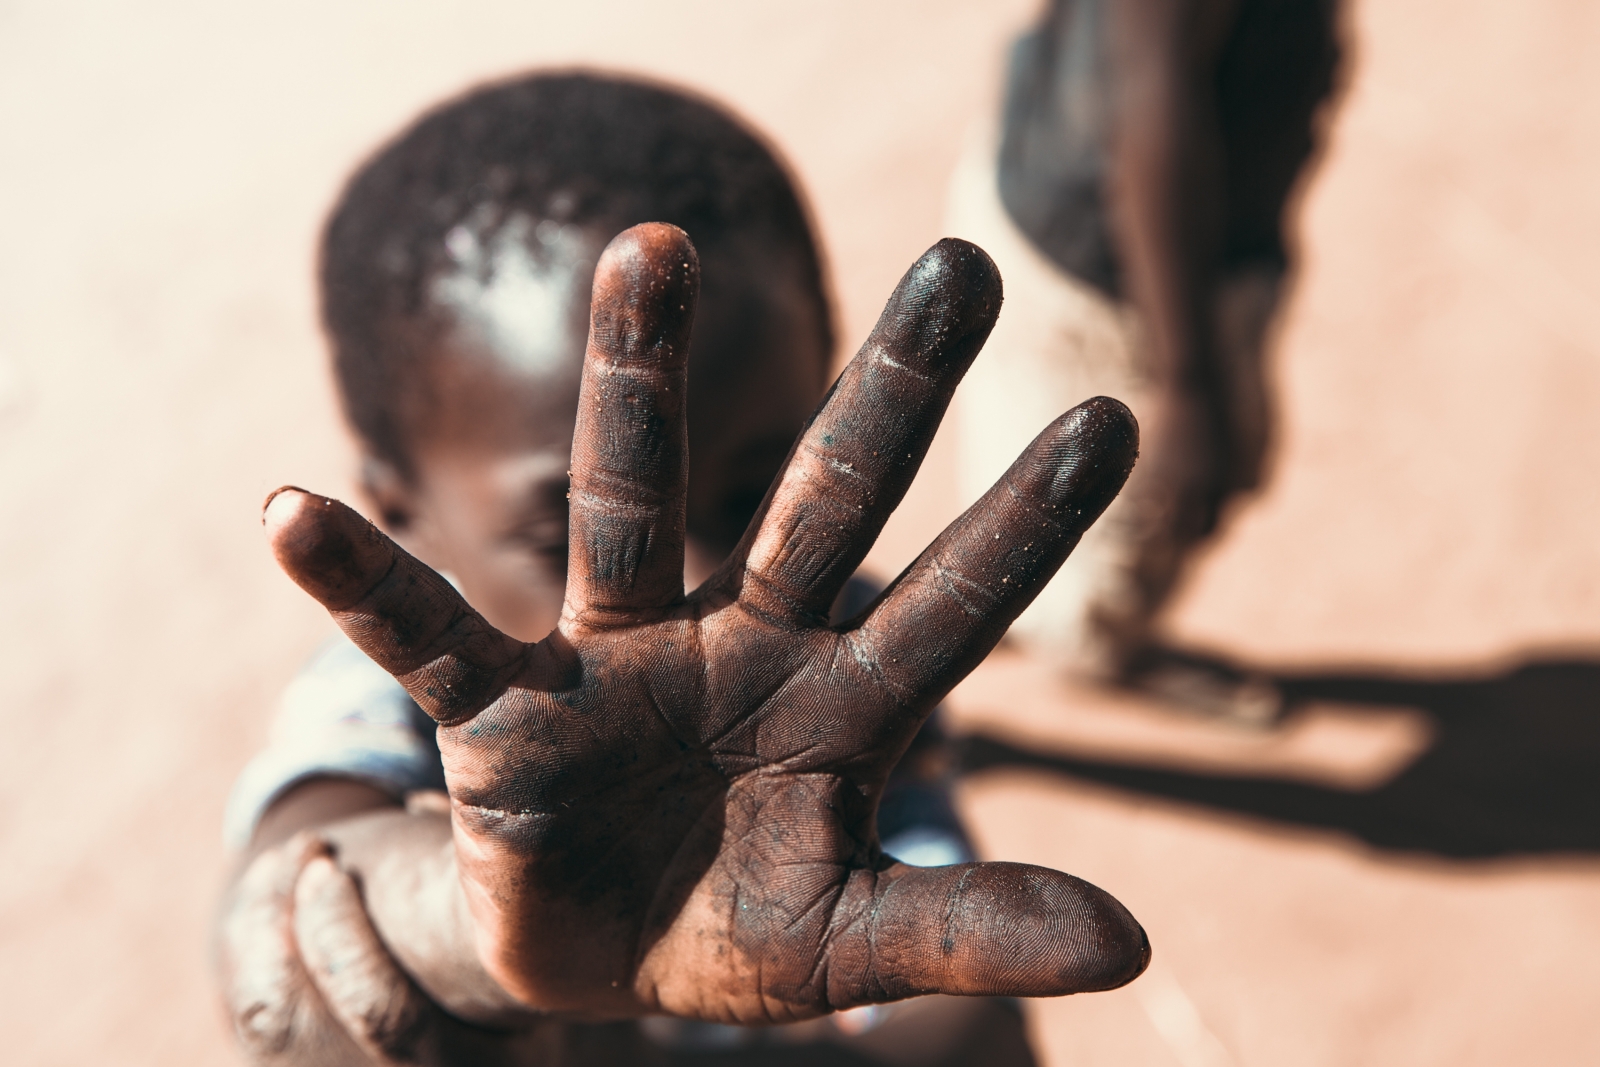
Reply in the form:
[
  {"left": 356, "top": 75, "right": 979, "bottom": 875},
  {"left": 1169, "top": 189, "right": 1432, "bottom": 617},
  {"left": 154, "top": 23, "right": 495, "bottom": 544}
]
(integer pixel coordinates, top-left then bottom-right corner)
[{"left": 258, "top": 225, "right": 1147, "bottom": 1028}]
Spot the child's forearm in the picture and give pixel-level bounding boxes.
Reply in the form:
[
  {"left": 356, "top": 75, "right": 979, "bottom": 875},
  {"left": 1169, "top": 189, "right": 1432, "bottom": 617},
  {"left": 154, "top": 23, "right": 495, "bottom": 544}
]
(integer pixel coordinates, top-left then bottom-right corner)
[{"left": 247, "top": 777, "right": 399, "bottom": 856}]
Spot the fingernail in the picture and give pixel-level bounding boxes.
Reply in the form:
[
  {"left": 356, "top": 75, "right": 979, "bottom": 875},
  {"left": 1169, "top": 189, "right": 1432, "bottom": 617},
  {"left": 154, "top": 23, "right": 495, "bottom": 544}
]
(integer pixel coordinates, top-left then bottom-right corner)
[{"left": 262, "top": 485, "right": 309, "bottom": 523}]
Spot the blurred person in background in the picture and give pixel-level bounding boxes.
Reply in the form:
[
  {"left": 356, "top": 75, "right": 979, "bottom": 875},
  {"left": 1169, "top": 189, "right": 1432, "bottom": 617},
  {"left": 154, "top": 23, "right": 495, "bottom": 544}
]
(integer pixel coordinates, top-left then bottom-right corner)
[{"left": 948, "top": 0, "right": 1341, "bottom": 721}]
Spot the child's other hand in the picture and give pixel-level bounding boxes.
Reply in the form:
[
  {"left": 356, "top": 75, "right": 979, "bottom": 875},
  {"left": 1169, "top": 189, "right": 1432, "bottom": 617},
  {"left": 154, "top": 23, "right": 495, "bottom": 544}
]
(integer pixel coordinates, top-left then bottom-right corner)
[
  {"left": 220, "top": 831, "right": 439, "bottom": 1066},
  {"left": 219, "top": 828, "right": 552, "bottom": 1066},
  {"left": 264, "top": 225, "right": 1148, "bottom": 1023}
]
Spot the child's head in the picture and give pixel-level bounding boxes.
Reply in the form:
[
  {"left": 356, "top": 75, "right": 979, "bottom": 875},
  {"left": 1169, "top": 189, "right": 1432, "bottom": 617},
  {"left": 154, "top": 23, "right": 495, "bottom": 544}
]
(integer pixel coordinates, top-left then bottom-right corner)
[{"left": 320, "top": 72, "right": 833, "bottom": 640}]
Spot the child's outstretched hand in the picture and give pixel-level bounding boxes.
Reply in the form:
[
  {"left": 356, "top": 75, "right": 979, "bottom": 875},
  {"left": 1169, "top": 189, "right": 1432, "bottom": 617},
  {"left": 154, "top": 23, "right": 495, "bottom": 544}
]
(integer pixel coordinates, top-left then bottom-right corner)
[{"left": 264, "top": 225, "right": 1147, "bottom": 1024}]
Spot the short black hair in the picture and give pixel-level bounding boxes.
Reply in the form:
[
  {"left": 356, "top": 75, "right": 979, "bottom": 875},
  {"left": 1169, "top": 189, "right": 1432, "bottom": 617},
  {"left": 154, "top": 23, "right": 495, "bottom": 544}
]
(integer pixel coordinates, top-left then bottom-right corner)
[{"left": 320, "top": 70, "right": 832, "bottom": 477}]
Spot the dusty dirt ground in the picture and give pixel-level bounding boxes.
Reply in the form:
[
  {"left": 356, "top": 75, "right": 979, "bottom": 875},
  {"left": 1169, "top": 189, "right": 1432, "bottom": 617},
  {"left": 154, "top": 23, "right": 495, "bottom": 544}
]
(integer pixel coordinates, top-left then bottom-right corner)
[{"left": 3, "top": 1, "right": 1600, "bottom": 1064}]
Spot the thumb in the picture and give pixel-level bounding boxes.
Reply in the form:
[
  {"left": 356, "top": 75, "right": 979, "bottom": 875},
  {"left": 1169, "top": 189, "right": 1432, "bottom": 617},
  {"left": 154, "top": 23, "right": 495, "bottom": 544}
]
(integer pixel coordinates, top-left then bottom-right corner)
[
  {"left": 832, "top": 861, "right": 1149, "bottom": 1005},
  {"left": 218, "top": 833, "right": 369, "bottom": 1065},
  {"left": 263, "top": 487, "right": 524, "bottom": 725},
  {"left": 294, "top": 856, "right": 441, "bottom": 1066}
]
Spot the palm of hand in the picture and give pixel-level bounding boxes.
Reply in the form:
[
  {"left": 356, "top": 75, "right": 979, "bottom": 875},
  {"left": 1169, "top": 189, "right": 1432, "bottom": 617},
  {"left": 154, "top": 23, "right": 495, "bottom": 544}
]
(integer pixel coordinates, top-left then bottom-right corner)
[
  {"left": 444, "top": 610, "right": 909, "bottom": 1023},
  {"left": 267, "top": 225, "right": 1147, "bottom": 1024}
]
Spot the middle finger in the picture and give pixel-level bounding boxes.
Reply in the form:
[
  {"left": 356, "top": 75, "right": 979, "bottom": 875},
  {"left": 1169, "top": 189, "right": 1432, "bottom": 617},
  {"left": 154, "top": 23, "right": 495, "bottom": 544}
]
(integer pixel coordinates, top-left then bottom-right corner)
[{"left": 563, "top": 223, "right": 699, "bottom": 627}]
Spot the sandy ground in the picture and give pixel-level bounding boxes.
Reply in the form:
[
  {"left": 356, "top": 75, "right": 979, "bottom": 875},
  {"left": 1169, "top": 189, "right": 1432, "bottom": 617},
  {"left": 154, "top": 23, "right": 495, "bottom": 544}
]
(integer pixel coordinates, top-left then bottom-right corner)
[{"left": 2, "top": 1, "right": 1599, "bottom": 1064}]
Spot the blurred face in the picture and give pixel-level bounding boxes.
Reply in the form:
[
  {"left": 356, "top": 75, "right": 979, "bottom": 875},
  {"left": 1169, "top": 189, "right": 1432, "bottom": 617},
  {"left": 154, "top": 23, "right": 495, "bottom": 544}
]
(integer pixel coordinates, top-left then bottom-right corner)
[{"left": 367, "top": 225, "right": 828, "bottom": 642}]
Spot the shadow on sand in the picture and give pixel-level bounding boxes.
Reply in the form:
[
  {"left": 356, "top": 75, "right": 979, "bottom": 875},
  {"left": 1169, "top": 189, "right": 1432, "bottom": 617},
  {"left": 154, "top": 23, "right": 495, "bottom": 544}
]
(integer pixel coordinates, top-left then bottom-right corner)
[{"left": 957, "top": 648, "right": 1600, "bottom": 859}]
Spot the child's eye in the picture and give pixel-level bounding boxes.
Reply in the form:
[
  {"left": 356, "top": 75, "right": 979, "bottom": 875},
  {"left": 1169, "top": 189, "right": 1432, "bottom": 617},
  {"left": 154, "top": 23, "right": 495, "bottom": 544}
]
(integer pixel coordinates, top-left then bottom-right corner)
[
  {"left": 504, "top": 512, "right": 569, "bottom": 568},
  {"left": 503, "top": 477, "right": 572, "bottom": 566},
  {"left": 507, "top": 524, "right": 568, "bottom": 559}
]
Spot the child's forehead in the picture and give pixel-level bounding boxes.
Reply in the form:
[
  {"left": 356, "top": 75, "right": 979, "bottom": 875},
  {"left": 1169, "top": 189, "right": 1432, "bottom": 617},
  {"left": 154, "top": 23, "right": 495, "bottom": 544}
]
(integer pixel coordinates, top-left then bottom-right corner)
[
  {"left": 426, "top": 217, "right": 824, "bottom": 363},
  {"left": 406, "top": 217, "right": 829, "bottom": 469},
  {"left": 429, "top": 213, "right": 601, "bottom": 382},
  {"left": 419, "top": 331, "right": 581, "bottom": 451}
]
